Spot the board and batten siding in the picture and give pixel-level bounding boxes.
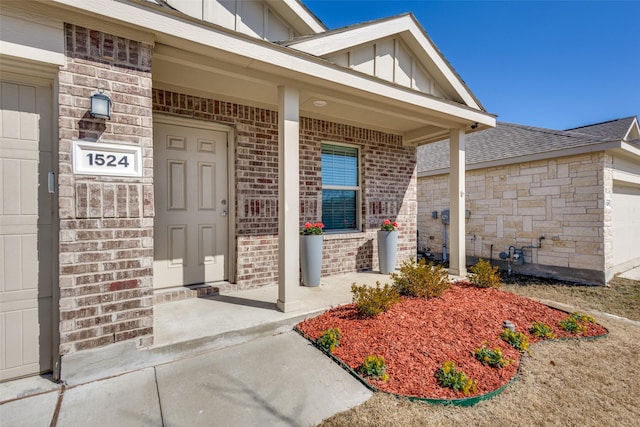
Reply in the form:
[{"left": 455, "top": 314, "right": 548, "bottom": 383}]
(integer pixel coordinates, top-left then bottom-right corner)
[
  {"left": 165, "top": 0, "right": 295, "bottom": 41},
  {"left": 326, "top": 37, "right": 445, "bottom": 98}
]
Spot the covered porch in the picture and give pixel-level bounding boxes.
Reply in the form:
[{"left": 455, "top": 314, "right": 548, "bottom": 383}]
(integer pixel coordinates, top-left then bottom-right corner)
[{"left": 61, "top": 270, "right": 465, "bottom": 385}]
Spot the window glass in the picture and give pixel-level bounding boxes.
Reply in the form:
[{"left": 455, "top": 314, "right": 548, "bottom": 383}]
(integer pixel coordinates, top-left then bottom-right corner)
[{"left": 321, "top": 144, "right": 359, "bottom": 231}]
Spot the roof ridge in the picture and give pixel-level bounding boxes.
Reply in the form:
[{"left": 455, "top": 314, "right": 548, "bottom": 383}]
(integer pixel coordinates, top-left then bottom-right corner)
[
  {"left": 492, "top": 121, "right": 606, "bottom": 142},
  {"left": 564, "top": 116, "right": 636, "bottom": 132}
]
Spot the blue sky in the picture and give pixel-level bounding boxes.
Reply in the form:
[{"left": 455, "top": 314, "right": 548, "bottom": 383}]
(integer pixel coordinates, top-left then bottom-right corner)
[{"left": 304, "top": 1, "right": 639, "bottom": 130}]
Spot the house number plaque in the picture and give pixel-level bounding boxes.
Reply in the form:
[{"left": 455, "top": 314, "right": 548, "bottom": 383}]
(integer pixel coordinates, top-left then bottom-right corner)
[{"left": 73, "top": 141, "right": 142, "bottom": 177}]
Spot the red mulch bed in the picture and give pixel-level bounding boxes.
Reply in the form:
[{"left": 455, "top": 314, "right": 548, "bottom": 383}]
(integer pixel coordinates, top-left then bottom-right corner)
[{"left": 296, "top": 283, "right": 608, "bottom": 400}]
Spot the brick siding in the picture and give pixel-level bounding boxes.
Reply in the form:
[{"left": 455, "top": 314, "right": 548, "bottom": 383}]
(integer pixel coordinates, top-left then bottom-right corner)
[
  {"left": 153, "top": 89, "right": 417, "bottom": 286},
  {"left": 58, "top": 25, "right": 154, "bottom": 354}
]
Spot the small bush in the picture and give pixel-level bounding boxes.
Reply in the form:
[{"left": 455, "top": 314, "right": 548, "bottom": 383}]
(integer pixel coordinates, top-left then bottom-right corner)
[
  {"left": 473, "top": 343, "right": 512, "bottom": 368},
  {"left": 559, "top": 312, "right": 596, "bottom": 334},
  {"left": 351, "top": 281, "right": 400, "bottom": 318},
  {"left": 391, "top": 259, "right": 451, "bottom": 299},
  {"left": 500, "top": 328, "right": 530, "bottom": 351},
  {"left": 316, "top": 328, "right": 341, "bottom": 353},
  {"left": 435, "top": 361, "right": 477, "bottom": 395},
  {"left": 360, "top": 355, "right": 389, "bottom": 381},
  {"left": 468, "top": 259, "right": 502, "bottom": 288},
  {"left": 530, "top": 321, "right": 555, "bottom": 339},
  {"left": 570, "top": 312, "right": 596, "bottom": 324}
]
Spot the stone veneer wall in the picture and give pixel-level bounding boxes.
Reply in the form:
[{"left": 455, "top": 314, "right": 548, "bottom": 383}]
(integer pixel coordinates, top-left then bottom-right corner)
[
  {"left": 418, "top": 152, "right": 606, "bottom": 279},
  {"left": 57, "top": 25, "right": 154, "bottom": 354},
  {"left": 153, "top": 89, "right": 417, "bottom": 287}
]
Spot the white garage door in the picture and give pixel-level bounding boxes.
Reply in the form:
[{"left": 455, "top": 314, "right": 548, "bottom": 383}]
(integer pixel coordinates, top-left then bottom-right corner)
[
  {"left": 612, "top": 183, "right": 640, "bottom": 268},
  {"left": 0, "top": 80, "right": 56, "bottom": 380},
  {"left": 153, "top": 119, "right": 229, "bottom": 289}
]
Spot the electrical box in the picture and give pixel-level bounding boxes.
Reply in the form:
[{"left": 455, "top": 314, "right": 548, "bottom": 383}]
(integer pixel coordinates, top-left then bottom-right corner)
[
  {"left": 441, "top": 210, "right": 449, "bottom": 224},
  {"left": 441, "top": 210, "right": 471, "bottom": 224},
  {"left": 432, "top": 211, "right": 438, "bottom": 219}
]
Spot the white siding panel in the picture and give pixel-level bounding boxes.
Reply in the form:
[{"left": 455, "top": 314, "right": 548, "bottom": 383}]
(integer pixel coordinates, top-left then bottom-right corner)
[
  {"left": 204, "top": 0, "right": 236, "bottom": 31},
  {"left": 395, "top": 42, "right": 412, "bottom": 88},
  {"left": 326, "top": 53, "right": 349, "bottom": 68},
  {"left": 413, "top": 63, "right": 433, "bottom": 94},
  {"left": 351, "top": 44, "right": 375, "bottom": 75},
  {"left": 167, "top": 0, "right": 203, "bottom": 19},
  {"left": 238, "top": 0, "right": 265, "bottom": 39},
  {"left": 374, "top": 39, "right": 395, "bottom": 82},
  {"left": 267, "top": 10, "right": 291, "bottom": 41}
]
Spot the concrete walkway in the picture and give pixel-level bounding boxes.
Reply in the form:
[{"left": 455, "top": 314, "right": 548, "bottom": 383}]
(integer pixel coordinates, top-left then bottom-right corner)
[
  {"left": 1, "top": 332, "right": 372, "bottom": 426},
  {"left": 1, "top": 271, "right": 389, "bottom": 426}
]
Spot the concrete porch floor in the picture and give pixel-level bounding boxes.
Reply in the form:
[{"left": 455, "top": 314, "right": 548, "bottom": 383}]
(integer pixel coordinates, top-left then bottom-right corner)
[
  {"left": 153, "top": 270, "right": 388, "bottom": 348},
  {"left": 55, "top": 271, "right": 402, "bottom": 387},
  {"left": 6, "top": 270, "right": 464, "bottom": 392}
]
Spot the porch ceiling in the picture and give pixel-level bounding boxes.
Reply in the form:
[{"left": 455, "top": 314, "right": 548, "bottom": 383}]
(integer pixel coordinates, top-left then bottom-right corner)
[
  {"left": 153, "top": 45, "right": 485, "bottom": 145},
  {"left": 25, "top": 0, "right": 495, "bottom": 144}
]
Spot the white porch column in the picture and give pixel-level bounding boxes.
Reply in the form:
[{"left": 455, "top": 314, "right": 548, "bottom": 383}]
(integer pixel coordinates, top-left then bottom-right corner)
[
  {"left": 449, "top": 128, "right": 467, "bottom": 276},
  {"left": 276, "top": 85, "right": 302, "bottom": 312}
]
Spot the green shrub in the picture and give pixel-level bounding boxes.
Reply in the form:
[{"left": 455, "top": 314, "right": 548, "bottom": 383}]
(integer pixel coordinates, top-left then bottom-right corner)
[
  {"left": 559, "top": 312, "right": 595, "bottom": 334},
  {"left": 500, "top": 328, "right": 530, "bottom": 351},
  {"left": 467, "top": 259, "right": 502, "bottom": 288},
  {"left": 569, "top": 312, "right": 596, "bottom": 324},
  {"left": 351, "top": 281, "right": 400, "bottom": 318},
  {"left": 360, "top": 355, "right": 389, "bottom": 381},
  {"left": 316, "top": 328, "right": 341, "bottom": 353},
  {"left": 530, "top": 321, "right": 555, "bottom": 339},
  {"left": 391, "top": 259, "right": 451, "bottom": 298},
  {"left": 473, "top": 343, "right": 512, "bottom": 368},
  {"left": 435, "top": 361, "right": 477, "bottom": 395}
]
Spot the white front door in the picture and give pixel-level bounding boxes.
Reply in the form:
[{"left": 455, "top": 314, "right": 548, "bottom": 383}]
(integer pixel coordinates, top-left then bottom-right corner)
[
  {"left": 0, "top": 80, "right": 56, "bottom": 380},
  {"left": 153, "top": 120, "right": 229, "bottom": 289}
]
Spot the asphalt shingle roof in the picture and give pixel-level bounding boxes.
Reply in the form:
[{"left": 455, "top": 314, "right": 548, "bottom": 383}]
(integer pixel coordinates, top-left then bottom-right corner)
[
  {"left": 418, "top": 117, "right": 637, "bottom": 173},
  {"left": 564, "top": 116, "right": 637, "bottom": 140}
]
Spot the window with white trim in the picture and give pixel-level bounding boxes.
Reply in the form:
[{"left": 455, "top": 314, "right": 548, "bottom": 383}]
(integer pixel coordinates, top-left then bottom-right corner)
[{"left": 321, "top": 143, "right": 360, "bottom": 231}]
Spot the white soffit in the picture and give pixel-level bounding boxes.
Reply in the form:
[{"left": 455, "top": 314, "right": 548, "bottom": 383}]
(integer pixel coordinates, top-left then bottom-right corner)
[{"left": 285, "top": 14, "right": 482, "bottom": 110}]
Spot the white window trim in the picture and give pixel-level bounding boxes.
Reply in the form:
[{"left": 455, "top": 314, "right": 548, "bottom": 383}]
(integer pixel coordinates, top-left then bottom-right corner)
[{"left": 321, "top": 141, "right": 362, "bottom": 233}]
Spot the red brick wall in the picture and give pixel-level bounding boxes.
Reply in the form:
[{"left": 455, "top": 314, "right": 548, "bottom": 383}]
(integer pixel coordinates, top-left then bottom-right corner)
[
  {"left": 154, "top": 90, "right": 417, "bottom": 285},
  {"left": 300, "top": 118, "right": 417, "bottom": 274},
  {"left": 58, "top": 24, "right": 154, "bottom": 354}
]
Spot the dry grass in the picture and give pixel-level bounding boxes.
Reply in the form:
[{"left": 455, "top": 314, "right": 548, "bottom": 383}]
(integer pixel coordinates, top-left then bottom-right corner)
[
  {"left": 319, "top": 275, "right": 640, "bottom": 427},
  {"left": 503, "top": 275, "right": 640, "bottom": 321}
]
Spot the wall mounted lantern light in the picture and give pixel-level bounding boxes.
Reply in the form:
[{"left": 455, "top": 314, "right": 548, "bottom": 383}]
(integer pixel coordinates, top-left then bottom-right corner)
[{"left": 90, "top": 90, "right": 111, "bottom": 119}]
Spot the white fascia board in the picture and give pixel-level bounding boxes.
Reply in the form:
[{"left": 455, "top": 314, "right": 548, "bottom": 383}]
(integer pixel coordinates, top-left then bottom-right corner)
[
  {"left": 619, "top": 141, "right": 640, "bottom": 158},
  {"left": 281, "top": 0, "right": 326, "bottom": 33},
  {"left": 622, "top": 117, "right": 640, "bottom": 141},
  {"left": 48, "top": 0, "right": 493, "bottom": 126},
  {"left": 612, "top": 171, "right": 640, "bottom": 186},
  {"left": 288, "top": 14, "right": 480, "bottom": 110},
  {"left": 287, "top": 16, "right": 415, "bottom": 55},
  {"left": 612, "top": 144, "right": 640, "bottom": 186}
]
